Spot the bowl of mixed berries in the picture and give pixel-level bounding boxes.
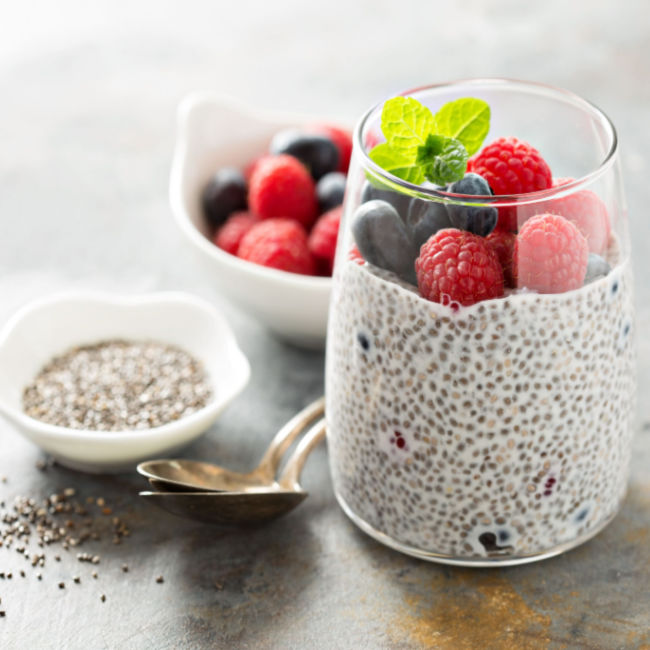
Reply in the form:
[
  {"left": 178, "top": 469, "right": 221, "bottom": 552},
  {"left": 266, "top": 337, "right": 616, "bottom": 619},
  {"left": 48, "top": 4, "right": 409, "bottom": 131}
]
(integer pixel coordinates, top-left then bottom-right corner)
[{"left": 169, "top": 94, "right": 352, "bottom": 348}]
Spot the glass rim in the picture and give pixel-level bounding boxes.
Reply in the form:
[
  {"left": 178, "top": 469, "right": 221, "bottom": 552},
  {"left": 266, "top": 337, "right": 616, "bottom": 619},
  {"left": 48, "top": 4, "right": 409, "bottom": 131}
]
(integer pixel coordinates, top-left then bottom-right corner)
[{"left": 354, "top": 78, "right": 618, "bottom": 207}]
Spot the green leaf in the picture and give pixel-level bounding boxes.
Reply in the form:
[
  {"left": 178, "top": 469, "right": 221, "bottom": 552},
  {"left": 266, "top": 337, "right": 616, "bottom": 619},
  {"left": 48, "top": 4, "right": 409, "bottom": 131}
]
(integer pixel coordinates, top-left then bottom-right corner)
[
  {"left": 433, "top": 98, "right": 490, "bottom": 156},
  {"left": 416, "top": 134, "right": 468, "bottom": 185},
  {"left": 369, "top": 142, "right": 425, "bottom": 184},
  {"left": 381, "top": 97, "right": 435, "bottom": 155}
]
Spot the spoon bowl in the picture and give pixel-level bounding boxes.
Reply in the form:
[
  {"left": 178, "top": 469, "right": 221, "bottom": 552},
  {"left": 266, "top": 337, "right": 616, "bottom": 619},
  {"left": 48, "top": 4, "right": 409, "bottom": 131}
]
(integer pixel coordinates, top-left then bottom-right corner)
[
  {"left": 140, "top": 489, "right": 307, "bottom": 525},
  {"left": 137, "top": 396, "right": 324, "bottom": 492},
  {"left": 140, "top": 418, "right": 326, "bottom": 525}
]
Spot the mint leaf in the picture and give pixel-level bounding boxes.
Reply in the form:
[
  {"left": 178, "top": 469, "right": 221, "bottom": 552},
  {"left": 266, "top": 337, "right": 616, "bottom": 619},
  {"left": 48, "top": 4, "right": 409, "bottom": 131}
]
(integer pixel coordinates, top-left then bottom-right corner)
[
  {"left": 381, "top": 97, "right": 435, "bottom": 154},
  {"left": 369, "top": 143, "right": 425, "bottom": 184},
  {"left": 433, "top": 98, "right": 490, "bottom": 156},
  {"left": 416, "top": 134, "right": 468, "bottom": 185}
]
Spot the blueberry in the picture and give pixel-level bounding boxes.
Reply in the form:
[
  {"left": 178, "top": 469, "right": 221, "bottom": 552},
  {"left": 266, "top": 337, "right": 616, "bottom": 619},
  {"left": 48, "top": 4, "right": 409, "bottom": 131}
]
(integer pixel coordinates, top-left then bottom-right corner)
[
  {"left": 575, "top": 507, "right": 589, "bottom": 523},
  {"left": 270, "top": 130, "right": 339, "bottom": 180},
  {"left": 406, "top": 197, "right": 452, "bottom": 250},
  {"left": 446, "top": 173, "right": 497, "bottom": 237},
  {"left": 478, "top": 531, "right": 513, "bottom": 553},
  {"left": 584, "top": 253, "right": 611, "bottom": 285},
  {"left": 201, "top": 168, "right": 247, "bottom": 227},
  {"left": 352, "top": 200, "right": 418, "bottom": 285},
  {"left": 357, "top": 332, "right": 370, "bottom": 351},
  {"left": 316, "top": 172, "right": 346, "bottom": 212},
  {"left": 360, "top": 181, "right": 411, "bottom": 218}
]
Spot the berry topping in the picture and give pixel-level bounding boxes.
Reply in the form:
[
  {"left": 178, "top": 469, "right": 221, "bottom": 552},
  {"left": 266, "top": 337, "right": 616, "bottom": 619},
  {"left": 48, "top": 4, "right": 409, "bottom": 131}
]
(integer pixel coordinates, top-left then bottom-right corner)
[
  {"left": 584, "top": 252, "right": 611, "bottom": 284},
  {"left": 513, "top": 213, "right": 588, "bottom": 293},
  {"left": 446, "top": 173, "right": 498, "bottom": 237},
  {"left": 406, "top": 196, "right": 452, "bottom": 249},
  {"left": 360, "top": 181, "right": 411, "bottom": 218},
  {"left": 311, "top": 124, "right": 353, "bottom": 173},
  {"left": 357, "top": 332, "right": 370, "bottom": 351},
  {"left": 237, "top": 218, "right": 315, "bottom": 275},
  {"left": 248, "top": 154, "right": 317, "bottom": 227},
  {"left": 270, "top": 130, "right": 339, "bottom": 180},
  {"left": 415, "top": 228, "right": 504, "bottom": 306},
  {"left": 352, "top": 200, "right": 418, "bottom": 285},
  {"left": 213, "top": 211, "right": 259, "bottom": 255},
  {"left": 468, "top": 137, "right": 552, "bottom": 195},
  {"left": 485, "top": 229, "right": 516, "bottom": 288},
  {"left": 348, "top": 245, "right": 364, "bottom": 264},
  {"left": 316, "top": 172, "right": 346, "bottom": 213},
  {"left": 202, "top": 168, "right": 248, "bottom": 227},
  {"left": 545, "top": 177, "right": 611, "bottom": 254},
  {"left": 308, "top": 206, "right": 342, "bottom": 275}
]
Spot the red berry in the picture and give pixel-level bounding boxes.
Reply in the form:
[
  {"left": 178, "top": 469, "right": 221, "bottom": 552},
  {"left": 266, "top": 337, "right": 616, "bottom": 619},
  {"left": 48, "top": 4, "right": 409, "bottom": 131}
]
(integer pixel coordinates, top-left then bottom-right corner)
[
  {"left": 310, "top": 125, "right": 353, "bottom": 173},
  {"left": 308, "top": 206, "right": 341, "bottom": 275},
  {"left": 514, "top": 213, "right": 588, "bottom": 293},
  {"left": 348, "top": 245, "right": 364, "bottom": 264},
  {"left": 237, "top": 218, "right": 315, "bottom": 275},
  {"left": 486, "top": 230, "right": 516, "bottom": 288},
  {"left": 469, "top": 137, "right": 553, "bottom": 195},
  {"left": 545, "top": 177, "right": 610, "bottom": 254},
  {"left": 469, "top": 137, "right": 553, "bottom": 231},
  {"left": 415, "top": 229, "right": 504, "bottom": 307},
  {"left": 213, "top": 211, "right": 259, "bottom": 255},
  {"left": 244, "top": 154, "right": 273, "bottom": 183},
  {"left": 248, "top": 154, "right": 317, "bottom": 227}
]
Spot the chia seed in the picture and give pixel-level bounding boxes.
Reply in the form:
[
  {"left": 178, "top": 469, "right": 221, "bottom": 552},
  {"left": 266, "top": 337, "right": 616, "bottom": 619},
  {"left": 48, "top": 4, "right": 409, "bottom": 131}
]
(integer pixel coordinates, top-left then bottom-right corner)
[{"left": 22, "top": 339, "right": 213, "bottom": 431}]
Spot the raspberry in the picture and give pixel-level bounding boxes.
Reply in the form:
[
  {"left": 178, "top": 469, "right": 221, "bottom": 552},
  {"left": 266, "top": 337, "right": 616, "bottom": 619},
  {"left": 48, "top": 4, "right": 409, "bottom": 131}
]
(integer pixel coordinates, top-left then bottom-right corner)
[
  {"left": 469, "top": 137, "right": 552, "bottom": 231},
  {"left": 545, "top": 178, "right": 610, "bottom": 254},
  {"left": 243, "top": 154, "right": 273, "bottom": 183},
  {"left": 485, "top": 229, "right": 516, "bottom": 288},
  {"left": 514, "top": 213, "right": 588, "bottom": 293},
  {"left": 308, "top": 206, "right": 342, "bottom": 275},
  {"left": 415, "top": 229, "right": 504, "bottom": 307},
  {"left": 237, "top": 218, "right": 315, "bottom": 275},
  {"left": 311, "top": 124, "right": 353, "bottom": 173},
  {"left": 248, "top": 154, "right": 317, "bottom": 227},
  {"left": 469, "top": 137, "right": 552, "bottom": 195},
  {"left": 348, "top": 245, "right": 364, "bottom": 264},
  {"left": 213, "top": 211, "right": 259, "bottom": 255}
]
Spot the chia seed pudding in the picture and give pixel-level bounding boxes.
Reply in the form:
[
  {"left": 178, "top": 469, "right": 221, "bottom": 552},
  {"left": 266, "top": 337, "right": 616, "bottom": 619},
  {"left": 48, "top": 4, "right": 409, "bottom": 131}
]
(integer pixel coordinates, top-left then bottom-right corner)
[{"left": 325, "top": 241, "right": 635, "bottom": 560}]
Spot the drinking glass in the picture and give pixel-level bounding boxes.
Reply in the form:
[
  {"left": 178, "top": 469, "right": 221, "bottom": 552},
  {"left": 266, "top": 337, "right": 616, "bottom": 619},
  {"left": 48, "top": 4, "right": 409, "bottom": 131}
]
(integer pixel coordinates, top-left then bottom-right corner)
[{"left": 325, "top": 79, "right": 635, "bottom": 566}]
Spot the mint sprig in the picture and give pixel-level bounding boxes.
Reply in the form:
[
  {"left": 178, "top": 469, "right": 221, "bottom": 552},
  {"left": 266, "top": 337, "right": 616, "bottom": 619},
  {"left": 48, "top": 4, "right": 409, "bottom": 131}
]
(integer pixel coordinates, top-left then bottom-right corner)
[{"left": 369, "top": 96, "right": 490, "bottom": 185}]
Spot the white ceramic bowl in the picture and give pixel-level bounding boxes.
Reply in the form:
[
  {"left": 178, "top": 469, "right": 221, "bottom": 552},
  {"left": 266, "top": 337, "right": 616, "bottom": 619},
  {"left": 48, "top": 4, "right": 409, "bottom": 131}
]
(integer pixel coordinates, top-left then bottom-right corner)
[
  {"left": 170, "top": 93, "right": 339, "bottom": 349},
  {"left": 0, "top": 291, "right": 250, "bottom": 473}
]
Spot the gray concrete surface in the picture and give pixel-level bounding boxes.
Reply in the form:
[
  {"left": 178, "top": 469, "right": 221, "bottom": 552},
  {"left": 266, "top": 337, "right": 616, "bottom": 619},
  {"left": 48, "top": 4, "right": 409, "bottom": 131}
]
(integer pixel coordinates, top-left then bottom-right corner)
[{"left": 1, "top": 1, "right": 650, "bottom": 647}]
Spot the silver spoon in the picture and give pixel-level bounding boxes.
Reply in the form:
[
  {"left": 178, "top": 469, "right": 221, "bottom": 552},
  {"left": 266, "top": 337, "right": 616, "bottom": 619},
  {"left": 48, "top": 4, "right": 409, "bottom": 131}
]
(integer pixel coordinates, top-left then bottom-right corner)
[
  {"left": 139, "top": 418, "right": 326, "bottom": 525},
  {"left": 137, "top": 396, "right": 324, "bottom": 493}
]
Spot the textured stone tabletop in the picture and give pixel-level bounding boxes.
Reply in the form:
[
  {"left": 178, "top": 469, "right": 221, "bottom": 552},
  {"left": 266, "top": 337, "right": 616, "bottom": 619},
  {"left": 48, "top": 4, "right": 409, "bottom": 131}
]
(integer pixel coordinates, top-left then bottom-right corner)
[{"left": 1, "top": 2, "right": 649, "bottom": 647}]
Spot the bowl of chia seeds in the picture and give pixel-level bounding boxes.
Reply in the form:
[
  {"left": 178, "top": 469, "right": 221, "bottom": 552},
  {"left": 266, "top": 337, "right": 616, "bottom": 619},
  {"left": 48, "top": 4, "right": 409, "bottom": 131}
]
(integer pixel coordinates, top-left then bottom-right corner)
[{"left": 0, "top": 291, "right": 250, "bottom": 473}]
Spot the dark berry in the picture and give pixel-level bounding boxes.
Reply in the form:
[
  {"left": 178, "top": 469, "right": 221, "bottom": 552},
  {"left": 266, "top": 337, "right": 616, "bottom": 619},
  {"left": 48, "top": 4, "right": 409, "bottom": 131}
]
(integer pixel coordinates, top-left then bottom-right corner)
[
  {"left": 497, "top": 529, "right": 510, "bottom": 544},
  {"left": 360, "top": 181, "right": 411, "bottom": 218},
  {"left": 316, "top": 172, "right": 346, "bottom": 212},
  {"left": 478, "top": 531, "right": 512, "bottom": 553},
  {"left": 584, "top": 253, "right": 611, "bottom": 285},
  {"left": 270, "top": 130, "right": 339, "bottom": 180},
  {"left": 446, "top": 173, "right": 497, "bottom": 237},
  {"left": 351, "top": 200, "right": 417, "bottom": 285},
  {"left": 357, "top": 332, "right": 370, "bottom": 351},
  {"left": 202, "top": 168, "right": 248, "bottom": 227},
  {"left": 575, "top": 507, "right": 589, "bottom": 523},
  {"left": 406, "top": 197, "right": 452, "bottom": 250}
]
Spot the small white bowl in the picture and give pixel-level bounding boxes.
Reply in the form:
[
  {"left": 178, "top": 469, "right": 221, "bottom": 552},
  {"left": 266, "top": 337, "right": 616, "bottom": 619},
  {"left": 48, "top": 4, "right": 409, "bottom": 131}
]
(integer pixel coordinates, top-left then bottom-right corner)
[
  {"left": 0, "top": 291, "right": 250, "bottom": 473},
  {"left": 170, "top": 93, "right": 339, "bottom": 349}
]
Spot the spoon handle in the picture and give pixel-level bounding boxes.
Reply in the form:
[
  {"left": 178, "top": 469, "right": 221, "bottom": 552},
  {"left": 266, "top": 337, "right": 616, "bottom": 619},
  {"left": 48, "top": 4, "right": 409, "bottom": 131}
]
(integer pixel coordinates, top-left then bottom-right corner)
[
  {"left": 278, "top": 419, "right": 326, "bottom": 490},
  {"left": 256, "top": 396, "right": 325, "bottom": 478}
]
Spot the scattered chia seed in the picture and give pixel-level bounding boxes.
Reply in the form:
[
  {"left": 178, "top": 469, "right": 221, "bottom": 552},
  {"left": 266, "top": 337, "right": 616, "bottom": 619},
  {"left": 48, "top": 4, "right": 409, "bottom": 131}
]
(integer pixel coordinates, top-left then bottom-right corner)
[
  {"left": 58, "top": 582, "right": 65, "bottom": 589},
  {"left": 156, "top": 575, "right": 164, "bottom": 584},
  {"left": 101, "top": 594, "right": 106, "bottom": 602},
  {"left": 22, "top": 340, "right": 213, "bottom": 431}
]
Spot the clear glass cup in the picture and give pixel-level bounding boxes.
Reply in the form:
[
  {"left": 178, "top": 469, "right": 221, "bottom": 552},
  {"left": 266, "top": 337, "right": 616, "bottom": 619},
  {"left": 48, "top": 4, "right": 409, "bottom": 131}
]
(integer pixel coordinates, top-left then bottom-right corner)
[{"left": 325, "top": 79, "right": 636, "bottom": 566}]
